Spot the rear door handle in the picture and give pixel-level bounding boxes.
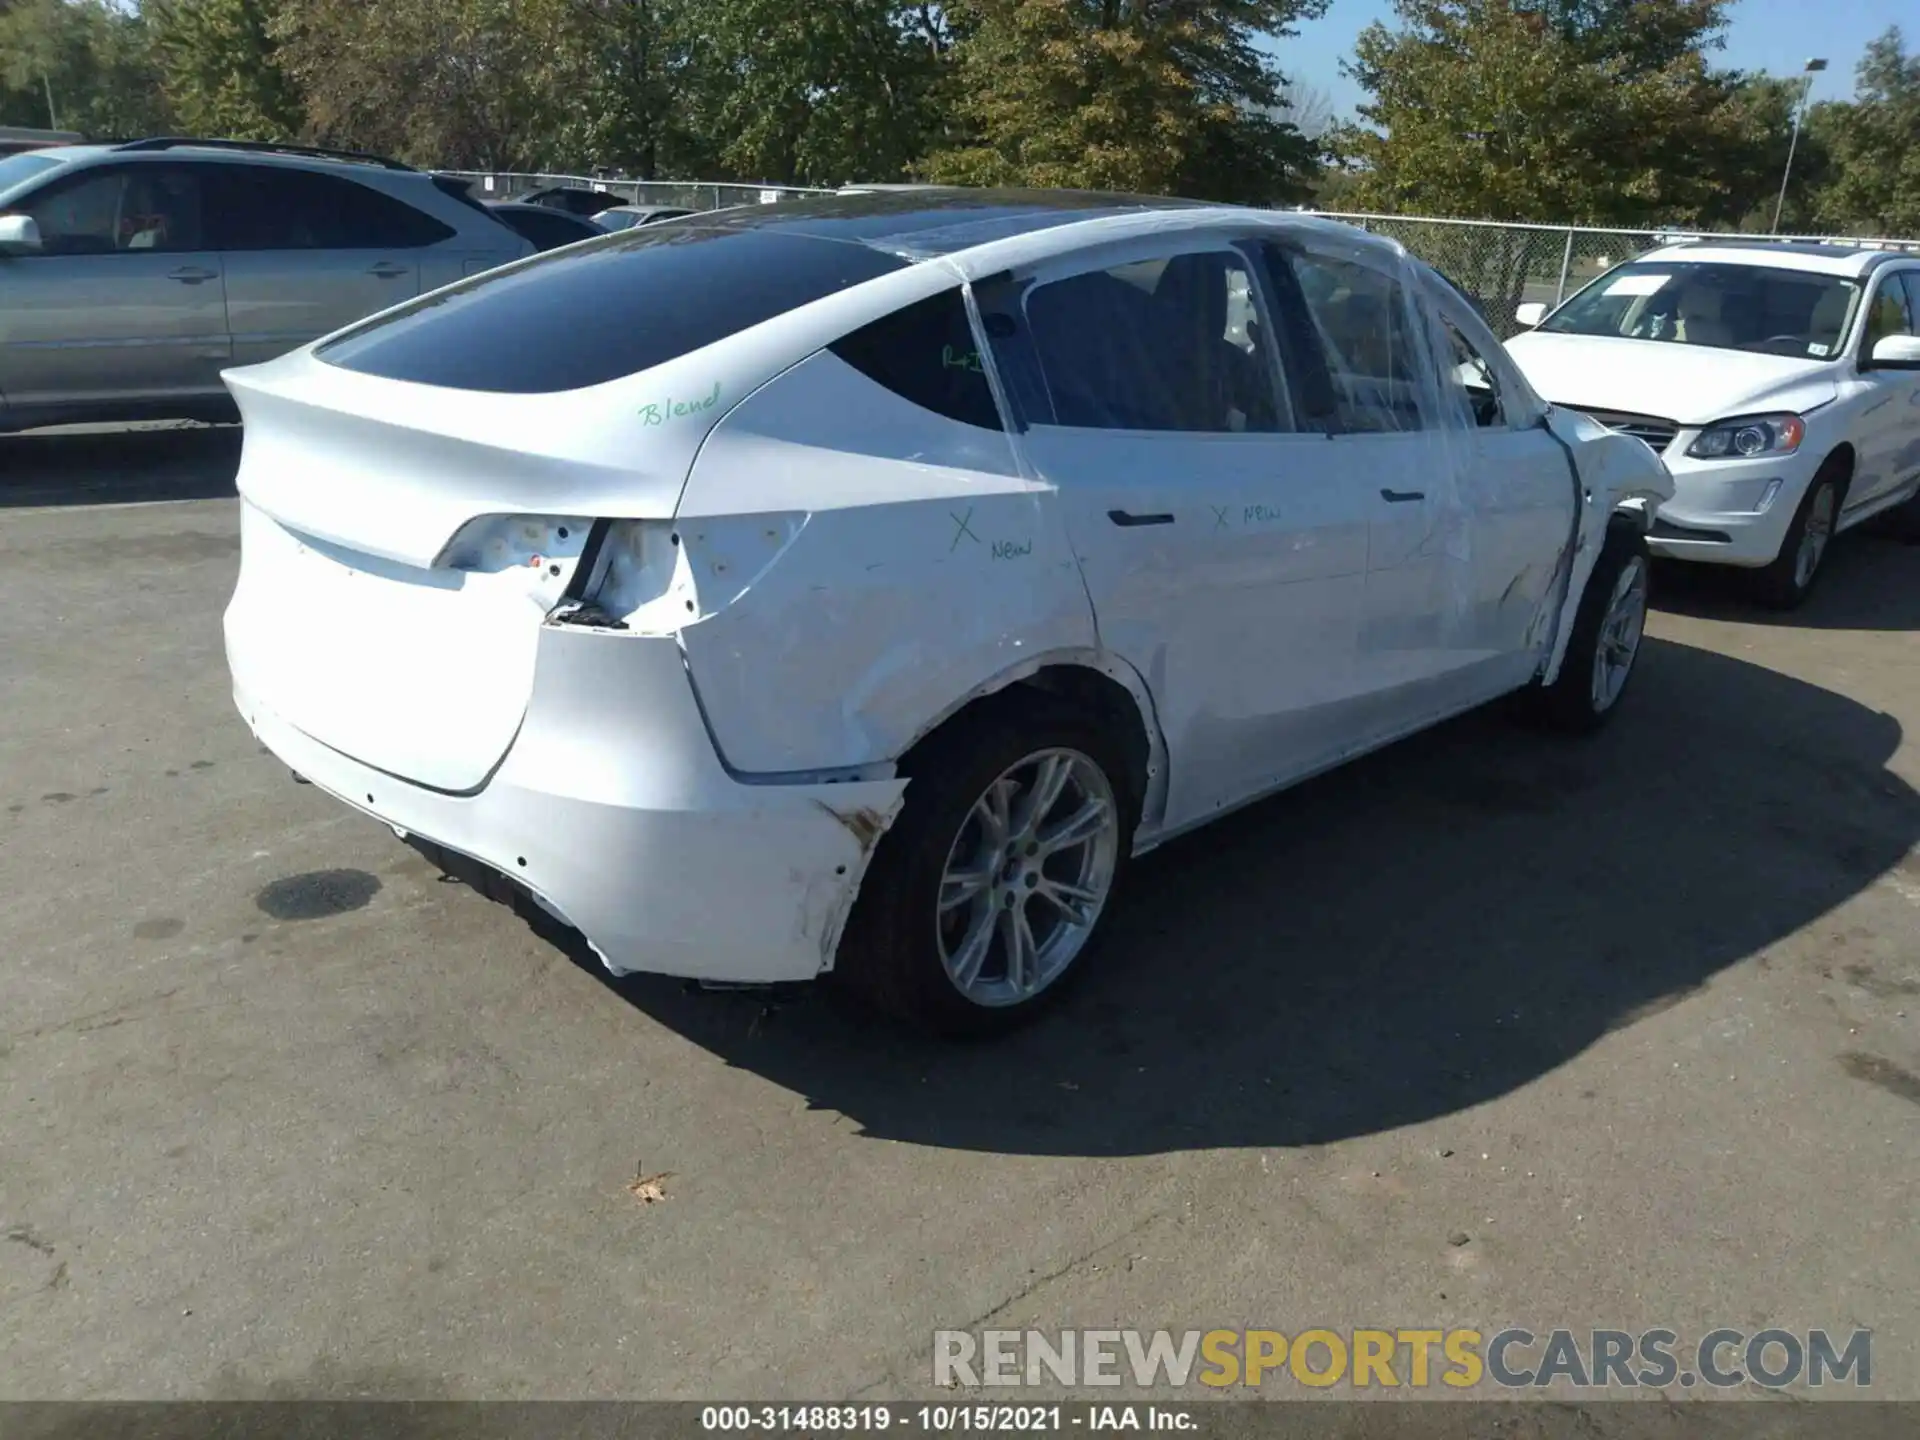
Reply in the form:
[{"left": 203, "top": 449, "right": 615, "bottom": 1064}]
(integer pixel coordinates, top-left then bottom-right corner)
[
  {"left": 1380, "top": 488, "right": 1426, "bottom": 503},
  {"left": 167, "top": 266, "right": 217, "bottom": 285},
  {"left": 367, "top": 262, "right": 411, "bottom": 279},
  {"left": 1108, "top": 509, "right": 1176, "bottom": 527}
]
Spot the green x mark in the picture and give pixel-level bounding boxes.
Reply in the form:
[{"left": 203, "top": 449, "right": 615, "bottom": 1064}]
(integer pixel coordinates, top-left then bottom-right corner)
[{"left": 950, "top": 506, "right": 981, "bottom": 552}]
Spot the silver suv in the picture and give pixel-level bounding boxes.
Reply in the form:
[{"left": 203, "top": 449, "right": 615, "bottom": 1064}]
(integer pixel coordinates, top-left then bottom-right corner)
[{"left": 0, "top": 138, "right": 535, "bottom": 432}]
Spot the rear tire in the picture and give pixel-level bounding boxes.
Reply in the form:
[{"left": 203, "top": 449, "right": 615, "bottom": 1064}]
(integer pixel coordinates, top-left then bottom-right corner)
[
  {"left": 1524, "top": 522, "right": 1651, "bottom": 734},
  {"left": 834, "top": 695, "right": 1137, "bottom": 1038},
  {"left": 1753, "top": 462, "right": 1844, "bottom": 610}
]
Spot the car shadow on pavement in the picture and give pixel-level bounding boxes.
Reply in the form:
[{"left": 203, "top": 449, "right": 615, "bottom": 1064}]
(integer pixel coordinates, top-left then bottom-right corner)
[
  {"left": 1654, "top": 528, "right": 1920, "bottom": 631},
  {"left": 0, "top": 425, "right": 241, "bottom": 509},
  {"left": 547, "top": 633, "right": 1920, "bottom": 1156}
]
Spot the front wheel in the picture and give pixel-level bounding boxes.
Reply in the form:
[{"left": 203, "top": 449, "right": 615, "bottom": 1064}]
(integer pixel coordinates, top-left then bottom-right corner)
[
  {"left": 1753, "top": 466, "right": 1842, "bottom": 609},
  {"left": 1524, "top": 523, "right": 1651, "bottom": 734},
  {"left": 834, "top": 700, "right": 1134, "bottom": 1037}
]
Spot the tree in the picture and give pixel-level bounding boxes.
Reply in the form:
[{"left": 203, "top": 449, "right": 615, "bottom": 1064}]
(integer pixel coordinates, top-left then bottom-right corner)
[
  {"left": 1277, "top": 79, "right": 1336, "bottom": 142},
  {"left": 1815, "top": 27, "right": 1920, "bottom": 236},
  {"left": 922, "top": 0, "right": 1326, "bottom": 204},
  {"left": 150, "top": 0, "right": 302, "bottom": 141},
  {"left": 552, "top": 0, "right": 708, "bottom": 180},
  {"left": 273, "top": 0, "right": 574, "bottom": 168},
  {"left": 0, "top": 0, "right": 171, "bottom": 137},
  {"left": 1336, "top": 0, "right": 1769, "bottom": 227},
  {"left": 681, "top": 0, "right": 941, "bottom": 186}
]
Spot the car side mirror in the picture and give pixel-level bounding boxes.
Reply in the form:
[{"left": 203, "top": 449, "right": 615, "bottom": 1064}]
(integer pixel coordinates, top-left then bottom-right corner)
[
  {"left": 0, "top": 214, "right": 42, "bottom": 253},
  {"left": 1514, "top": 301, "right": 1547, "bottom": 328},
  {"left": 1866, "top": 334, "right": 1920, "bottom": 370}
]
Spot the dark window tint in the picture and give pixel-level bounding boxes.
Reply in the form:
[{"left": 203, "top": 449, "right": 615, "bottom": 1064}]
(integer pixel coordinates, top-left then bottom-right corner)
[
  {"left": 16, "top": 165, "right": 206, "bottom": 254},
  {"left": 1021, "top": 250, "right": 1285, "bottom": 433},
  {"left": 492, "top": 206, "right": 600, "bottom": 251},
  {"left": 829, "top": 287, "right": 1002, "bottom": 431},
  {"left": 318, "top": 226, "right": 908, "bottom": 393},
  {"left": 211, "top": 166, "right": 454, "bottom": 250}
]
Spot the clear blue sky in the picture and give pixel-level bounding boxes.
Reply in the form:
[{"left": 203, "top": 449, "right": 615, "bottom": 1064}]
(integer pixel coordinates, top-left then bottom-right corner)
[{"left": 1279, "top": 0, "right": 1911, "bottom": 116}]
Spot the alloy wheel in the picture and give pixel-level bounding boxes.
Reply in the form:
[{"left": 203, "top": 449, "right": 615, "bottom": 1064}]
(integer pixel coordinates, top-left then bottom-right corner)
[{"left": 935, "top": 748, "right": 1120, "bottom": 1008}]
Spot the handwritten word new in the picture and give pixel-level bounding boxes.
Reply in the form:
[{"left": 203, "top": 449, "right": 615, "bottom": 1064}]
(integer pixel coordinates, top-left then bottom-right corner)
[
  {"left": 991, "top": 539, "right": 1033, "bottom": 561},
  {"left": 1244, "top": 503, "right": 1285, "bottom": 525},
  {"left": 639, "top": 381, "right": 722, "bottom": 427}
]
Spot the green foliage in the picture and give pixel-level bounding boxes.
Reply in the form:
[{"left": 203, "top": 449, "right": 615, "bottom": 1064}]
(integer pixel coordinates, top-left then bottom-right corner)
[
  {"left": 149, "top": 0, "right": 301, "bottom": 142},
  {"left": 923, "top": 0, "right": 1324, "bottom": 204},
  {"left": 1335, "top": 0, "right": 1776, "bottom": 227},
  {"left": 684, "top": 0, "right": 941, "bottom": 186},
  {"left": 0, "top": 0, "right": 1911, "bottom": 243},
  {"left": 272, "top": 0, "right": 577, "bottom": 168},
  {"left": 1815, "top": 27, "right": 1920, "bottom": 236},
  {"left": 552, "top": 0, "right": 708, "bottom": 180},
  {"left": 0, "top": 0, "right": 172, "bottom": 136}
]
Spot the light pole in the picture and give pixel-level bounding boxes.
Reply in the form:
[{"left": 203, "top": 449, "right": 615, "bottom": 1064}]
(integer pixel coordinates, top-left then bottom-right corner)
[{"left": 1772, "top": 57, "right": 1827, "bottom": 234}]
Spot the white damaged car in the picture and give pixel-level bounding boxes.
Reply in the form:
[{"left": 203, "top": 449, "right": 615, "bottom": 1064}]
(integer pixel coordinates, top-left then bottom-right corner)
[
  {"left": 1507, "top": 241, "right": 1920, "bottom": 608},
  {"left": 223, "top": 191, "right": 1672, "bottom": 1035}
]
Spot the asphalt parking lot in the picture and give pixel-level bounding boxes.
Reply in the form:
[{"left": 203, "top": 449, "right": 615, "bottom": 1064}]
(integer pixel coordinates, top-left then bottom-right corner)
[{"left": 2, "top": 424, "right": 1917, "bottom": 1405}]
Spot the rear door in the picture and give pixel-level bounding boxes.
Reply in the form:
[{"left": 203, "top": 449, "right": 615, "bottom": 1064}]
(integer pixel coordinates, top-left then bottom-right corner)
[
  {"left": 976, "top": 238, "right": 1373, "bottom": 832},
  {"left": 212, "top": 164, "right": 438, "bottom": 364},
  {"left": 0, "top": 163, "right": 228, "bottom": 409}
]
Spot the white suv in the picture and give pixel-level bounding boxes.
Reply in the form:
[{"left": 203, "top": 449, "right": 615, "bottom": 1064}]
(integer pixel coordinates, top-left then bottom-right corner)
[
  {"left": 223, "top": 192, "right": 1670, "bottom": 1035},
  {"left": 1506, "top": 241, "right": 1920, "bottom": 607}
]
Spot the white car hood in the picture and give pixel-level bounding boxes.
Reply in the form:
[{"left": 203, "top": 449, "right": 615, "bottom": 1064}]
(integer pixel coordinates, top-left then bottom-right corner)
[{"left": 1505, "top": 331, "right": 1839, "bottom": 425}]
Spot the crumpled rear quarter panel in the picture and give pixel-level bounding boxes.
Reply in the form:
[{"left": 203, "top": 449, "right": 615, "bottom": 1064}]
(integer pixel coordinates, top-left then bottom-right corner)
[{"left": 675, "top": 348, "right": 1101, "bottom": 775}]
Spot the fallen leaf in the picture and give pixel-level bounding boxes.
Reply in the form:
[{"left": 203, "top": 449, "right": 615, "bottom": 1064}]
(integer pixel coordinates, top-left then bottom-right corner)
[{"left": 628, "top": 1171, "right": 675, "bottom": 1205}]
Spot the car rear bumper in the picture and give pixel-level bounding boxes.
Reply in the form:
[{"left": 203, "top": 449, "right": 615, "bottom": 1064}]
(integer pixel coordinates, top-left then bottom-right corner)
[
  {"left": 230, "top": 624, "right": 907, "bottom": 984},
  {"left": 1644, "top": 451, "right": 1815, "bottom": 568}
]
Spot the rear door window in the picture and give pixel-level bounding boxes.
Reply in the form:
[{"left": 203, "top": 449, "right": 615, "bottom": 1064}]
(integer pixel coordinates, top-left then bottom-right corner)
[
  {"left": 317, "top": 226, "right": 908, "bottom": 394},
  {"left": 1018, "top": 249, "right": 1289, "bottom": 433},
  {"left": 212, "top": 166, "right": 454, "bottom": 250},
  {"left": 828, "top": 287, "right": 1002, "bottom": 431}
]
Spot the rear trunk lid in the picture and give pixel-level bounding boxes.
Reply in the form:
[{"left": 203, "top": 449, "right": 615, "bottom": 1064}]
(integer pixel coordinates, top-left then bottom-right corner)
[{"left": 224, "top": 356, "right": 711, "bottom": 792}]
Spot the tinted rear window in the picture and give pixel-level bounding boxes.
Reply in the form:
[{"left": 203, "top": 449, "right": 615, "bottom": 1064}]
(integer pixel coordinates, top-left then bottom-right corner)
[
  {"left": 829, "top": 288, "right": 1003, "bottom": 431},
  {"left": 317, "top": 227, "right": 909, "bottom": 393}
]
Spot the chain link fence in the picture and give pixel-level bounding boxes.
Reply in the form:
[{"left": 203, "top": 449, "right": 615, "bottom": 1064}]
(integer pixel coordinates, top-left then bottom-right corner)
[
  {"left": 434, "top": 171, "right": 830, "bottom": 212},
  {"left": 431, "top": 174, "right": 1920, "bottom": 339},
  {"left": 1305, "top": 211, "right": 1920, "bottom": 339}
]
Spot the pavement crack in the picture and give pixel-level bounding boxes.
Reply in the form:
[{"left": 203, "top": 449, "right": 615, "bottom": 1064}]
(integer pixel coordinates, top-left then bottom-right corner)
[{"left": 5, "top": 1226, "right": 55, "bottom": 1257}]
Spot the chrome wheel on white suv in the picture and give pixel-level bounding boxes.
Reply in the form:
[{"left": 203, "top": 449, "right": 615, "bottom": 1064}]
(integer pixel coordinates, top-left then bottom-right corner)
[{"left": 1757, "top": 466, "right": 1845, "bottom": 610}]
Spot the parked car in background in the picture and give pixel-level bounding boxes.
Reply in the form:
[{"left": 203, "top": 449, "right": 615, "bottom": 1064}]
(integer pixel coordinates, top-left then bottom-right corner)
[
  {"left": 1507, "top": 241, "right": 1920, "bottom": 607},
  {"left": 508, "top": 184, "right": 622, "bottom": 217},
  {"left": 223, "top": 191, "right": 1670, "bottom": 1036},
  {"left": 0, "top": 126, "right": 83, "bottom": 158},
  {"left": 0, "top": 137, "right": 532, "bottom": 432},
  {"left": 595, "top": 204, "right": 696, "bottom": 232},
  {"left": 485, "top": 200, "right": 606, "bottom": 251}
]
